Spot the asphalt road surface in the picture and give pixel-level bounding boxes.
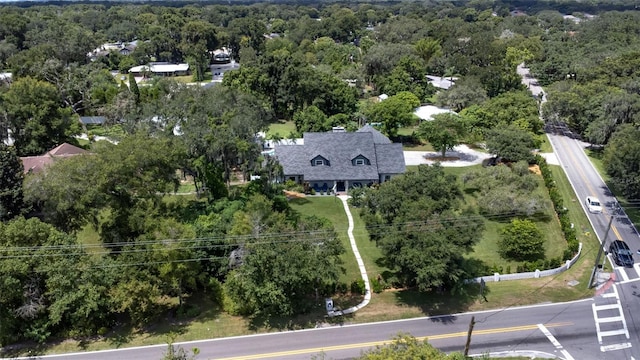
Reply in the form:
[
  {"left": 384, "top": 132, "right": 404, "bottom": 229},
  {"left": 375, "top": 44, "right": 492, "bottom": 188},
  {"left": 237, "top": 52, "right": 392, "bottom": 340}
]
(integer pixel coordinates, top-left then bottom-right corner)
[{"left": 6, "top": 299, "right": 610, "bottom": 360}]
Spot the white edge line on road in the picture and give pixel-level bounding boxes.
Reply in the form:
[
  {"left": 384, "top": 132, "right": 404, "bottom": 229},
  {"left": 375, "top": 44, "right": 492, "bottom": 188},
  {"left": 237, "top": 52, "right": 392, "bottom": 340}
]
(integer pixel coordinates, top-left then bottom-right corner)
[
  {"left": 634, "top": 263, "right": 640, "bottom": 278},
  {"left": 1, "top": 298, "right": 594, "bottom": 359},
  {"left": 537, "top": 323, "right": 575, "bottom": 360},
  {"left": 617, "top": 267, "right": 630, "bottom": 282},
  {"left": 600, "top": 342, "right": 632, "bottom": 352},
  {"left": 616, "top": 277, "right": 640, "bottom": 285}
]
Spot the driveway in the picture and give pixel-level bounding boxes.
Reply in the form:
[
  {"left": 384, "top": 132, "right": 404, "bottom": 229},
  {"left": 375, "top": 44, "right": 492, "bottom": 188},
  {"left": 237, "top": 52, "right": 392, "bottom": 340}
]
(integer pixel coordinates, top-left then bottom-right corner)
[
  {"left": 404, "top": 145, "right": 560, "bottom": 167},
  {"left": 404, "top": 144, "right": 491, "bottom": 167}
]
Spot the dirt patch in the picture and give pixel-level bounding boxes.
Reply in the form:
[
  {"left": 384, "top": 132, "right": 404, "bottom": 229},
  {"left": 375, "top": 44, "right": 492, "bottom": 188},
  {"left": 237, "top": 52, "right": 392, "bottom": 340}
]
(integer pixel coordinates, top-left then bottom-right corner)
[
  {"left": 529, "top": 164, "right": 541, "bottom": 175},
  {"left": 283, "top": 190, "right": 306, "bottom": 199}
]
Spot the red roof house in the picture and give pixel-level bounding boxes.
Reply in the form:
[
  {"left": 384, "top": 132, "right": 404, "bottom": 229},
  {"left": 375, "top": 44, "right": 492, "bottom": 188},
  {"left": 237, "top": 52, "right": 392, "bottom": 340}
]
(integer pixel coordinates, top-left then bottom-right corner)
[{"left": 20, "top": 143, "right": 89, "bottom": 174}]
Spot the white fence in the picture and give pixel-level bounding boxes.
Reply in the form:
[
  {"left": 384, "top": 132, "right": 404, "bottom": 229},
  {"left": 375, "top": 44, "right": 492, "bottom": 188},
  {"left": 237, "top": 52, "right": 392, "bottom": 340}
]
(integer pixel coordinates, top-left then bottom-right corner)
[{"left": 469, "top": 243, "right": 582, "bottom": 283}]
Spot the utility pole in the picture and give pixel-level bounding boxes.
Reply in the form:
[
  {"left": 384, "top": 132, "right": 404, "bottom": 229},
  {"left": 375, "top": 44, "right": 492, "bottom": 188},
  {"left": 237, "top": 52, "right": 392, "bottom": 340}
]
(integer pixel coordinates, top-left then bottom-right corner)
[
  {"left": 588, "top": 215, "right": 614, "bottom": 289},
  {"left": 464, "top": 316, "right": 475, "bottom": 356}
]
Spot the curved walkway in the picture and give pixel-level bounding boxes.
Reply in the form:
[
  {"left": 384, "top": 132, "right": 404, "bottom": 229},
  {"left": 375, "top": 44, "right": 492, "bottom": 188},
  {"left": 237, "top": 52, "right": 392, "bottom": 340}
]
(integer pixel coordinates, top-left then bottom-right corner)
[{"left": 328, "top": 195, "right": 371, "bottom": 316}]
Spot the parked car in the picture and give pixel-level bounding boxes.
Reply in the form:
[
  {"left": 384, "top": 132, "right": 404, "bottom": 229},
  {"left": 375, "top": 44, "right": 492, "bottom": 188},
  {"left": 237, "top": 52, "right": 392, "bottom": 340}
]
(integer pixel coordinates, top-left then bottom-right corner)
[
  {"left": 586, "top": 196, "right": 603, "bottom": 214},
  {"left": 609, "top": 240, "right": 634, "bottom": 267}
]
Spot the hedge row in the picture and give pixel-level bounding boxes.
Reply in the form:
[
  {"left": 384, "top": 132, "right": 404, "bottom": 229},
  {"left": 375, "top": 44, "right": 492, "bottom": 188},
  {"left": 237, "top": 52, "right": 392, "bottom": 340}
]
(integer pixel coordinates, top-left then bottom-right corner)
[{"left": 535, "top": 155, "right": 580, "bottom": 260}]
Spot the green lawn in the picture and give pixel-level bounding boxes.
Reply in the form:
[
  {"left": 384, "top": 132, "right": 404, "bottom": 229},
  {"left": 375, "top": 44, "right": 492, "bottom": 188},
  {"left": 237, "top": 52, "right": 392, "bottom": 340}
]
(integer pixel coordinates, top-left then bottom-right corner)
[
  {"left": 397, "top": 126, "right": 417, "bottom": 136},
  {"left": 289, "top": 197, "right": 361, "bottom": 285},
  {"left": 169, "top": 72, "right": 213, "bottom": 83},
  {"left": 267, "top": 120, "right": 296, "bottom": 138},
  {"left": 402, "top": 143, "right": 434, "bottom": 151},
  {"left": 444, "top": 165, "right": 567, "bottom": 274},
  {"left": 537, "top": 134, "right": 554, "bottom": 153},
  {"left": 87, "top": 124, "right": 126, "bottom": 140}
]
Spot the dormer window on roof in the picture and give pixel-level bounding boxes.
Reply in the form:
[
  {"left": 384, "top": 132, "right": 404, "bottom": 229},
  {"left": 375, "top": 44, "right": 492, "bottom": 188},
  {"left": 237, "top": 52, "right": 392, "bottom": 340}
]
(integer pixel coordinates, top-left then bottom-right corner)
[
  {"left": 352, "top": 155, "right": 370, "bottom": 166},
  {"left": 311, "top": 155, "right": 329, "bottom": 166}
]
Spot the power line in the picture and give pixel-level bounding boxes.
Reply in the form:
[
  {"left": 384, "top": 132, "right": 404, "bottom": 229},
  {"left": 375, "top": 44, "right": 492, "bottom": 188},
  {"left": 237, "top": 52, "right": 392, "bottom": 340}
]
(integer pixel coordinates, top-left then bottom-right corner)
[{"left": 0, "top": 210, "right": 537, "bottom": 255}]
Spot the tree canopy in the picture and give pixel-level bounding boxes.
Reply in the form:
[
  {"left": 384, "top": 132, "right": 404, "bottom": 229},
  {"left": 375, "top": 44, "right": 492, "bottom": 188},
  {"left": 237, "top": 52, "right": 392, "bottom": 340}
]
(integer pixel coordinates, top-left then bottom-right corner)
[
  {"left": 359, "top": 165, "right": 484, "bottom": 291},
  {"left": 603, "top": 124, "right": 640, "bottom": 199},
  {"left": 0, "top": 144, "right": 23, "bottom": 221},
  {"left": 417, "top": 113, "right": 466, "bottom": 158}
]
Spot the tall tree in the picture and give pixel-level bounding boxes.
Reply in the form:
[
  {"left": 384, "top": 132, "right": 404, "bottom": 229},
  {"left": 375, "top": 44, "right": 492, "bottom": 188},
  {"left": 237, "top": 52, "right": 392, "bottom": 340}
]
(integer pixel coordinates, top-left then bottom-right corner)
[
  {"left": 414, "top": 38, "right": 442, "bottom": 64},
  {"left": 129, "top": 72, "right": 140, "bottom": 104},
  {"left": 0, "top": 217, "right": 102, "bottom": 345},
  {"left": 417, "top": 113, "right": 466, "bottom": 158},
  {"left": 358, "top": 334, "right": 465, "bottom": 360},
  {"left": 0, "top": 144, "right": 24, "bottom": 221},
  {"left": 224, "top": 196, "right": 344, "bottom": 317},
  {"left": 603, "top": 124, "right": 640, "bottom": 199},
  {"left": 365, "top": 91, "right": 420, "bottom": 138},
  {"left": 485, "top": 125, "right": 537, "bottom": 162},
  {"left": 360, "top": 165, "right": 484, "bottom": 291},
  {"left": 1, "top": 77, "right": 79, "bottom": 156},
  {"left": 181, "top": 20, "right": 218, "bottom": 82},
  {"left": 436, "top": 78, "right": 488, "bottom": 113}
]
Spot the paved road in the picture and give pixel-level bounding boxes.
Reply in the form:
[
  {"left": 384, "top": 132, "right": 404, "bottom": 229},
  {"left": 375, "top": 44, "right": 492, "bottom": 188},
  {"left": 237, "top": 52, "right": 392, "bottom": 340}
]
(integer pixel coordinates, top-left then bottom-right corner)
[
  {"left": 519, "top": 62, "right": 640, "bottom": 358},
  {"left": 8, "top": 300, "right": 604, "bottom": 360}
]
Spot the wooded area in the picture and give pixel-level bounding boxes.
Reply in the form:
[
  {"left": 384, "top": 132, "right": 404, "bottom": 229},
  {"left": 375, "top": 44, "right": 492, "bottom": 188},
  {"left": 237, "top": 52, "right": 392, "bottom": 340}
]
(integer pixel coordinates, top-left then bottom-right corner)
[{"left": 1, "top": 0, "right": 639, "bottom": 349}]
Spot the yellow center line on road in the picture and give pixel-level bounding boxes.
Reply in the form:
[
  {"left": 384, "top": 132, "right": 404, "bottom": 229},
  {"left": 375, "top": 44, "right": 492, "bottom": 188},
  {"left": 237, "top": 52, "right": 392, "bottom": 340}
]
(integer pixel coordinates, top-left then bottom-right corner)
[
  {"left": 214, "top": 321, "right": 573, "bottom": 360},
  {"left": 557, "top": 135, "right": 623, "bottom": 240}
]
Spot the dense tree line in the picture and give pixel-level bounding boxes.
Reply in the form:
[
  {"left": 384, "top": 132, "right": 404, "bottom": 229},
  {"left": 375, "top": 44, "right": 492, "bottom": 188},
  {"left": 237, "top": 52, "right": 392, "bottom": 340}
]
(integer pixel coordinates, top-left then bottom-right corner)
[{"left": 1, "top": 0, "right": 640, "bottom": 347}]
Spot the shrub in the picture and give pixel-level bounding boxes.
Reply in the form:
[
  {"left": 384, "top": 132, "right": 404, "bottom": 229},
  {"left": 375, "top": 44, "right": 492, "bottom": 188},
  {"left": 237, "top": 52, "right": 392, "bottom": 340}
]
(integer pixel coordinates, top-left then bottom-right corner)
[
  {"left": 350, "top": 279, "right": 366, "bottom": 295},
  {"left": 371, "top": 277, "right": 384, "bottom": 293},
  {"left": 348, "top": 186, "right": 367, "bottom": 207},
  {"left": 283, "top": 179, "right": 304, "bottom": 193},
  {"left": 498, "top": 219, "right": 545, "bottom": 261}
]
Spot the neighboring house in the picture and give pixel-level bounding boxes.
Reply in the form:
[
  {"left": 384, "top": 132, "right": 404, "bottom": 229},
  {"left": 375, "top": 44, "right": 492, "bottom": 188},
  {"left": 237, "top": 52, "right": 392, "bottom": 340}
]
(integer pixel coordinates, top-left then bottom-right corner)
[
  {"left": 211, "top": 48, "right": 231, "bottom": 64},
  {"left": 129, "top": 62, "right": 190, "bottom": 77},
  {"left": 274, "top": 125, "right": 405, "bottom": 193},
  {"left": 426, "top": 75, "right": 458, "bottom": 90},
  {"left": 79, "top": 116, "right": 106, "bottom": 125},
  {"left": 20, "top": 143, "right": 89, "bottom": 174},
  {"left": 87, "top": 41, "right": 138, "bottom": 61}
]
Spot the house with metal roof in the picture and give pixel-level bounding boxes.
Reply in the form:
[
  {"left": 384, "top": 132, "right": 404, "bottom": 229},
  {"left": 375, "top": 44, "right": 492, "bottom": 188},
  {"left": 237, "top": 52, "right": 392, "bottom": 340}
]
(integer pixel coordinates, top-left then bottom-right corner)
[
  {"left": 274, "top": 125, "right": 405, "bottom": 193},
  {"left": 79, "top": 116, "right": 106, "bottom": 125},
  {"left": 129, "top": 62, "right": 190, "bottom": 77}
]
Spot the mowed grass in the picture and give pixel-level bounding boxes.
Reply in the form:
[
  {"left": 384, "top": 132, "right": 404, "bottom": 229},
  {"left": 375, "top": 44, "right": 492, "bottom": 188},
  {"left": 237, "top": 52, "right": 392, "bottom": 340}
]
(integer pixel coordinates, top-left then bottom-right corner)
[
  {"left": 289, "top": 196, "right": 361, "bottom": 286},
  {"left": 266, "top": 120, "right": 296, "bottom": 138},
  {"left": 536, "top": 134, "right": 554, "bottom": 153}
]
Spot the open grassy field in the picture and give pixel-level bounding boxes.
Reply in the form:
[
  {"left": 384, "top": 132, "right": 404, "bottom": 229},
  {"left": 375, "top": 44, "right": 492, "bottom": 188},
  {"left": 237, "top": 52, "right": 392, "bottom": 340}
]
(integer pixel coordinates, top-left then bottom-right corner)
[{"left": 266, "top": 120, "right": 296, "bottom": 138}]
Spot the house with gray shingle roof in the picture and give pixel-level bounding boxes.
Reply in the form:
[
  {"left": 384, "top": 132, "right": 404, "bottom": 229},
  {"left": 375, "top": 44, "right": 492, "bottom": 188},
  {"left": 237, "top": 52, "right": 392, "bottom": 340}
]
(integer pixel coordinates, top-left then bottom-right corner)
[{"left": 274, "top": 125, "right": 405, "bottom": 193}]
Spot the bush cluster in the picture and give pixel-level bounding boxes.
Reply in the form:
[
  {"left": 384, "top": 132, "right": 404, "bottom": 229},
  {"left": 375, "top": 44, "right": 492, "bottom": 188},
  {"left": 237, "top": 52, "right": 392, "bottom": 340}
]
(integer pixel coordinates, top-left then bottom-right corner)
[
  {"left": 536, "top": 155, "right": 580, "bottom": 260},
  {"left": 350, "top": 279, "right": 366, "bottom": 295}
]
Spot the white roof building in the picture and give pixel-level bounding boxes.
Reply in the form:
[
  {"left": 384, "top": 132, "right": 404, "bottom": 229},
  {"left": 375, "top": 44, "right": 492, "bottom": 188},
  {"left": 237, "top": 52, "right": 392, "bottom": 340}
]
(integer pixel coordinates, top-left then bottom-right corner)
[
  {"left": 426, "top": 75, "right": 458, "bottom": 90},
  {"left": 129, "top": 63, "right": 190, "bottom": 76},
  {"left": 414, "top": 105, "right": 457, "bottom": 121}
]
